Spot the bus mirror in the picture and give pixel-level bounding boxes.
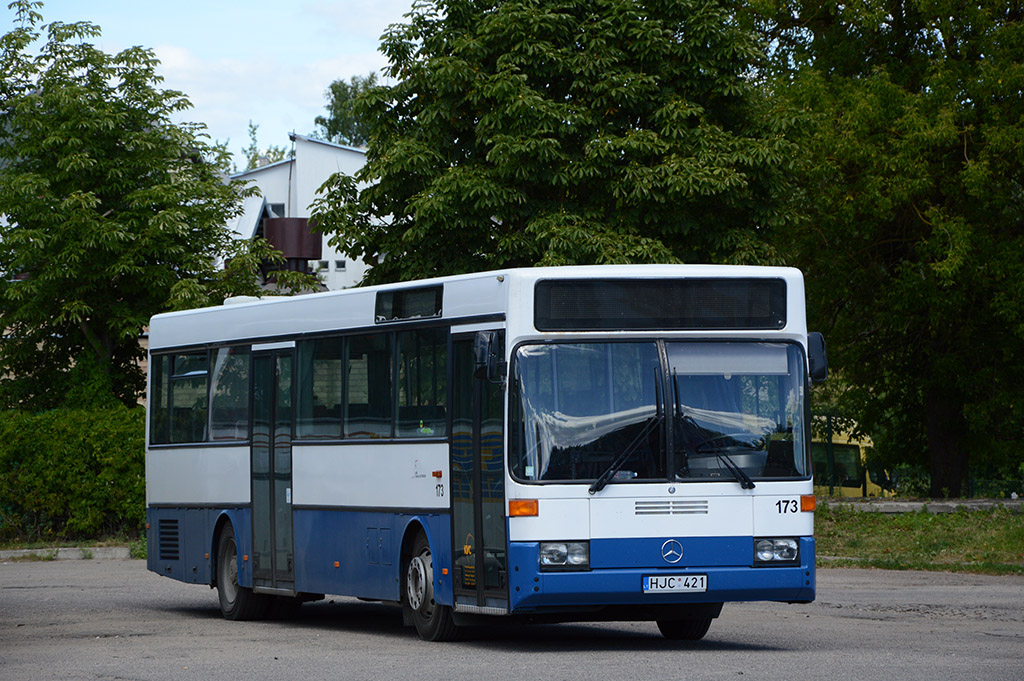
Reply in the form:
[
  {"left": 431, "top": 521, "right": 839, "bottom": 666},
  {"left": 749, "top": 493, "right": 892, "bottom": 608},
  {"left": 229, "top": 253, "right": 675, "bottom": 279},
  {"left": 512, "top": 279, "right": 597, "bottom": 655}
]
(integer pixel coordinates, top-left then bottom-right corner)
[
  {"left": 473, "top": 331, "right": 504, "bottom": 380},
  {"left": 808, "top": 332, "right": 828, "bottom": 383}
]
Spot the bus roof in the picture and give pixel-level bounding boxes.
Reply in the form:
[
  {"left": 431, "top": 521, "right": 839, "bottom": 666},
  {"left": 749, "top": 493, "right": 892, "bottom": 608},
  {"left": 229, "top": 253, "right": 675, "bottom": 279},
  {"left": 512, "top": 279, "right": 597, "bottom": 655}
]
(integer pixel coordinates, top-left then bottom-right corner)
[{"left": 148, "top": 264, "right": 806, "bottom": 351}]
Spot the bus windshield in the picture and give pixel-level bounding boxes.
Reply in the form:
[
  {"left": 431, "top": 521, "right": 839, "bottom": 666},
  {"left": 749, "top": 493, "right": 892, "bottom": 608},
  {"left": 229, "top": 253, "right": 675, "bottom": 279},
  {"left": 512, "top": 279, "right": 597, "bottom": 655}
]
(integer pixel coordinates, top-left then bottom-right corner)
[{"left": 510, "top": 341, "right": 809, "bottom": 485}]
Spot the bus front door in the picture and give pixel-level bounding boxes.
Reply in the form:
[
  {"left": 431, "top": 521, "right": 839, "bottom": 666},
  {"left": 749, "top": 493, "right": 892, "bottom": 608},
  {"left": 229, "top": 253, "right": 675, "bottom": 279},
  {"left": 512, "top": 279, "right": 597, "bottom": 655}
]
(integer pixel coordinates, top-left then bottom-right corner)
[
  {"left": 451, "top": 334, "right": 509, "bottom": 614},
  {"left": 251, "top": 350, "right": 295, "bottom": 594}
]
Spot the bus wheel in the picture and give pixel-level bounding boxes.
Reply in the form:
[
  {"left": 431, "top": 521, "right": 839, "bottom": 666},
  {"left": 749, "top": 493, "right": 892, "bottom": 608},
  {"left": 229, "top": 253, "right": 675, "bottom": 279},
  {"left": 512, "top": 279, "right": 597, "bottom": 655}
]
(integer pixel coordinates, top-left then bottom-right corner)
[
  {"left": 216, "top": 525, "right": 269, "bottom": 621},
  {"left": 656, "top": 617, "right": 712, "bottom": 641},
  {"left": 403, "top": 533, "right": 458, "bottom": 641}
]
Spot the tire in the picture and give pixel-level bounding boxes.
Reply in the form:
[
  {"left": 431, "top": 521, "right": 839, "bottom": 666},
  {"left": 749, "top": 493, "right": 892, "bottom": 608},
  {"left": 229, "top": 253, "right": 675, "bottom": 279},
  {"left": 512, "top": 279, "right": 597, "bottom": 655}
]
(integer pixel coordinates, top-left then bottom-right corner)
[
  {"left": 403, "top": 532, "right": 459, "bottom": 641},
  {"left": 656, "top": 617, "right": 713, "bottom": 641},
  {"left": 216, "top": 525, "right": 269, "bottom": 621}
]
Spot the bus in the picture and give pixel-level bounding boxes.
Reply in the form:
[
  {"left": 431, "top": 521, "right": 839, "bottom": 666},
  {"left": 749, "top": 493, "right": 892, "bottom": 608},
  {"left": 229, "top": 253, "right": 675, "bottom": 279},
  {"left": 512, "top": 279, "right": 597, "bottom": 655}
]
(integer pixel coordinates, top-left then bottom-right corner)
[
  {"left": 145, "top": 265, "right": 827, "bottom": 641},
  {"left": 812, "top": 427, "right": 890, "bottom": 498}
]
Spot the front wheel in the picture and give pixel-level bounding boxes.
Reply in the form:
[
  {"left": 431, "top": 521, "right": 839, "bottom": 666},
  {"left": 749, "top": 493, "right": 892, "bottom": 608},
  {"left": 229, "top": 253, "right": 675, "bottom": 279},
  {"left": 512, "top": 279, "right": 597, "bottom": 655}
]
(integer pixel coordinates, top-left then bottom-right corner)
[
  {"left": 656, "top": 617, "right": 712, "bottom": 641},
  {"left": 403, "top": 533, "right": 459, "bottom": 641},
  {"left": 216, "top": 524, "right": 269, "bottom": 621}
]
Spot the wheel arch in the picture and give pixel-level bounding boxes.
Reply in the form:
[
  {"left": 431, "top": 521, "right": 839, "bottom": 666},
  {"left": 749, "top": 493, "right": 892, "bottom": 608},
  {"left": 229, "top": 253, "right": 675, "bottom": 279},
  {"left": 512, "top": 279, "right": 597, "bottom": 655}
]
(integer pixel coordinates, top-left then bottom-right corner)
[
  {"left": 210, "top": 510, "right": 247, "bottom": 588},
  {"left": 397, "top": 514, "right": 453, "bottom": 607},
  {"left": 399, "top": 518, "right": 434, "bottom": 591}
]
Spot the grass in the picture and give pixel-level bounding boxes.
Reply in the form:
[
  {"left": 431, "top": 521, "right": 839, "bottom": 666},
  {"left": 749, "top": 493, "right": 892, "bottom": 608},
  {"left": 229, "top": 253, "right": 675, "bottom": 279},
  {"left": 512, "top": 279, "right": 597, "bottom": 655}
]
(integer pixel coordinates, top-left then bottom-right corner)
[
  {"left": 5, "top": 549, "right": 58, "bottom": 562},
  {"left": 816, "top": 503, "right": 1024, "bottom": 575},
  {"left": 128, "top": 536, "right": 147, "bottom": 560},
  {"left": 0, "top": 533, "right": 146, "bottom": 560},
  {"left": 0, "top": 534, "right": 141, "bottom": 551}
]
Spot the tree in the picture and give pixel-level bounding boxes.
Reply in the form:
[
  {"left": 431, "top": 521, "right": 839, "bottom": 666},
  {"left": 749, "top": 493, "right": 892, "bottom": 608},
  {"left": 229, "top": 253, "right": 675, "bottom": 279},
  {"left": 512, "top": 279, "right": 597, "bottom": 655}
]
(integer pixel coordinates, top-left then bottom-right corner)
[
  {"left": 314, "top": 72, "right": 378, "bottom": 147},
  {"left": 758, "top": 0, "right": 1024, "bottom": 496},
  {"left": 311, "top": 0, "right": 801, "bottom": 285},
  {"left": 241, "top": 120, "right": 292, "bottom": 171},
  {"left": 0, "top": 2, "right": 307, "bottom": 410}
]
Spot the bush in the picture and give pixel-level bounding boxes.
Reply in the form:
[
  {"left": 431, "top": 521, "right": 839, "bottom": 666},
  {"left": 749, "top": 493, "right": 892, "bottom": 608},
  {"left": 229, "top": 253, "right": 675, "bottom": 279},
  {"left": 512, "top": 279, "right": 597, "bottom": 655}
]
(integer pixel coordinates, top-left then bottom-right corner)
[
  {"left": 889, "top": 464, "right": 932, "bottom": 498},
  {"left": 0, "top": 406, "right": 145, "bottom": 541}
]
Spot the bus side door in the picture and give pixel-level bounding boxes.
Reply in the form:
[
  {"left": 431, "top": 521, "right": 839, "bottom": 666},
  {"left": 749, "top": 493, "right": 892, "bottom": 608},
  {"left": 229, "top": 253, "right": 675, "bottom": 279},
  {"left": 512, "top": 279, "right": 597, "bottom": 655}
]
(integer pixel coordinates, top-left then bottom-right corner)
[{"left": 450, "top": 333, "right": 509, "bottom": 613}]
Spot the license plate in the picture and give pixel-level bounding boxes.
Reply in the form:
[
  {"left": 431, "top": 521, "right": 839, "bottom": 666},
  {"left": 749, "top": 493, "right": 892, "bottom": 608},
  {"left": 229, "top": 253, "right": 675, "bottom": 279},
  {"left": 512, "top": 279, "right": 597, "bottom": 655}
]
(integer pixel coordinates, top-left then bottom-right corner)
[{"left": 643, "top": 574, "right": 708, "bottom": 593}]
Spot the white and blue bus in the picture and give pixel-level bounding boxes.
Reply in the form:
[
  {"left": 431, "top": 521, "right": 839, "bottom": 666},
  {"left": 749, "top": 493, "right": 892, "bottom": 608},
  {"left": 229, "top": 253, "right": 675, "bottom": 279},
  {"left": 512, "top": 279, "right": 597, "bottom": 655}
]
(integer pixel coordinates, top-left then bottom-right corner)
[{"left": 146, "top": 265, "right": 827, "bottom": 641}]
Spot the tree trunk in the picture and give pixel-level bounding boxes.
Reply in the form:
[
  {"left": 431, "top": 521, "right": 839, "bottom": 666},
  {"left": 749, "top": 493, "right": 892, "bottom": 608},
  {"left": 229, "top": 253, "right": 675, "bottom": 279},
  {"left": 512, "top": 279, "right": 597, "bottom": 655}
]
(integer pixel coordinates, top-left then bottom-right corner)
[{"left": 925, "top": 384, "right": 968, "bottom": 498}]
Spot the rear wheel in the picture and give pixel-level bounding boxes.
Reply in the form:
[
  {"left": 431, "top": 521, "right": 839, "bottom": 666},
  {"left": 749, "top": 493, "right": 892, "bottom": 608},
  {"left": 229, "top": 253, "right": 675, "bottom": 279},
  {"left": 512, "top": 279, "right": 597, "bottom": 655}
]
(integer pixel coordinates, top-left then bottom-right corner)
[
  {"left": 656, "top": 617, "right": 713, "bottom": 641},
  {"left": 403, "top": 533, "right": 459, "bottom": 641},
  {"left": 216, "top": 525, "right": 269, "bottom": 621}
]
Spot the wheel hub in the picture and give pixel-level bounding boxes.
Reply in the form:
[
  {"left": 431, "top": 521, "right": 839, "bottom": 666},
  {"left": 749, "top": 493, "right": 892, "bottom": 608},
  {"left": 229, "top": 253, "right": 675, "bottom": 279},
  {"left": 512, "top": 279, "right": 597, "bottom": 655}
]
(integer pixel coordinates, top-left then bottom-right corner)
[
  {"left": 221, "top": 542, "right": 238, "bottom": 603},
  {"left": 407, "top": 551, "right": 434, "bottom": 613}
]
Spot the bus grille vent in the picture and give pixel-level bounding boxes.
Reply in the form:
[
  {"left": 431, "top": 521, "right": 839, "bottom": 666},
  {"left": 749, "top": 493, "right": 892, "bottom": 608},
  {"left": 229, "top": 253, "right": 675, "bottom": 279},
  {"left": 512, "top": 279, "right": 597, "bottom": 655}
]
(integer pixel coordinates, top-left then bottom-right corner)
[
  {"left": 158, "top": 519, "right": 180, "bottom": 560},
  {"left": 634, "top": 500, "right": 709, "bottom": 515}
]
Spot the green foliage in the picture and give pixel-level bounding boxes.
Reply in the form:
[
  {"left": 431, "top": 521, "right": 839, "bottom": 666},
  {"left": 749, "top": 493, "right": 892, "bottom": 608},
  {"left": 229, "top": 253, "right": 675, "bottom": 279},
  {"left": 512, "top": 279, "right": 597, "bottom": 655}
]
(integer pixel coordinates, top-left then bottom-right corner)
[
  {"left": 128, "top": 535, "right": 147, "bottom": 560},
  {"left": 889, "top": 465, "right": 933, "bottom": 498},
  {"left": 816, "top": 504, "right": 1024, "bottom": 575},
  {"left": 312, "top": 0, "right": 801, "bottom": 284},
  {"left": 0, "top": 2, "right": 299, "bottom": 410},
  {"left": 761, "top": 0, "right": 1024, "bottom": 497},
  {"left": 241, "top": 120, "right": 292, "bottom": 171},
  {"left": 0, "top": 406, "right": 145, "bottom": 541},
  {"left": 314, "top": 72, "right": 378, "bottom": 147}
]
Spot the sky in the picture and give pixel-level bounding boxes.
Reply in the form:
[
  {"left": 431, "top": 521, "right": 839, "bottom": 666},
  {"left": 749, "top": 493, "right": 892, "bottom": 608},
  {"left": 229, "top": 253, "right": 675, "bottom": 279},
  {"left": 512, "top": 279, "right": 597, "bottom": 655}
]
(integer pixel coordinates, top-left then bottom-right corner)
[{"left": 2, "top": 0, "right": 416, "bottom": 166}]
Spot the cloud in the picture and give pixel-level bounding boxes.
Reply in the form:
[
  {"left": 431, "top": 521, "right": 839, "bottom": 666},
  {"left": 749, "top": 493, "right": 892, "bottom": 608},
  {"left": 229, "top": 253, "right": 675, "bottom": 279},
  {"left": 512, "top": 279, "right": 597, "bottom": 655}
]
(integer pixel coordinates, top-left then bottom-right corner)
[
  {"left": 153, "top": 27, "right": 400, "bottom": 161},
  {"left": 12, "top": 0, "right": 415, "bottom": 165},
  {"left": 305, "top": 0, "right": 416, "bottom": 38}
]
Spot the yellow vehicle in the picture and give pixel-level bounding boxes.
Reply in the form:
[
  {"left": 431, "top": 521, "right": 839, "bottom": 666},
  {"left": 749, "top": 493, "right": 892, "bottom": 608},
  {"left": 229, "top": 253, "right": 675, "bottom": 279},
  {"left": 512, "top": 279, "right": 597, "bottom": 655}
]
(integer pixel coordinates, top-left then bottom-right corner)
[{"left": 811, "top": 430, "right": 890, "bottom": 498}]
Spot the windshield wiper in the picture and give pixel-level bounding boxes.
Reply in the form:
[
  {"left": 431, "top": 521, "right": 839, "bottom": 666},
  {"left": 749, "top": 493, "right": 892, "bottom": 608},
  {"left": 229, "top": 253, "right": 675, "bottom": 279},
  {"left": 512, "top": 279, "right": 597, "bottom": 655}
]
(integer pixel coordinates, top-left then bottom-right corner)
[
  {"left": 589, "top": 378, "right": 663, "bottom": 495},
  {"left": 672, "top": 370, "right": 754, "bottom": 489},
  {"left": 714, "top": 450, "right": 756, "bottom": 490},
  {"left": 588, "top": 414, "right": 662, "bottom": 495}
]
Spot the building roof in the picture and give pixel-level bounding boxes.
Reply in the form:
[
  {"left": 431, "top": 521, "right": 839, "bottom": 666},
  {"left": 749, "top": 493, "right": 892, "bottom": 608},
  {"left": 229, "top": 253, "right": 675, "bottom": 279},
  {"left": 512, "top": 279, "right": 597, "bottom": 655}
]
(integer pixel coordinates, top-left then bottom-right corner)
[
  {"left": 227, "top": 194, "right": 268, "bottom": 241},
  {"left": 228, "top": 134, "right": 366, "bottom": 182},
  {"left": 230, "top": 156, "right": 293, "bottom": 180},
  {"left": 288, "top": 132, "right": 367, "bottom": 155}
]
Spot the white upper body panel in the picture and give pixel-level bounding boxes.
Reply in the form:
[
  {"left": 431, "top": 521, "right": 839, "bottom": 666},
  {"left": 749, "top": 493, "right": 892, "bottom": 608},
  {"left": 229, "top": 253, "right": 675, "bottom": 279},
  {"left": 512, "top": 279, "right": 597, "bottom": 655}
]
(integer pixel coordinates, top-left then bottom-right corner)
[{"left": 149, "top": 264, "right": 808, "bottom": 350}]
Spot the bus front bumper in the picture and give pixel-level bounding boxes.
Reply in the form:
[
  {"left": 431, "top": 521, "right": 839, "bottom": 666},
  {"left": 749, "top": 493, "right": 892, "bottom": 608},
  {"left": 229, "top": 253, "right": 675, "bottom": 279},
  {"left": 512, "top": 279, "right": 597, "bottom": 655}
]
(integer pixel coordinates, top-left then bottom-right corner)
[{"left": 506, "top": 537, "right": 815, "bottom": 614}]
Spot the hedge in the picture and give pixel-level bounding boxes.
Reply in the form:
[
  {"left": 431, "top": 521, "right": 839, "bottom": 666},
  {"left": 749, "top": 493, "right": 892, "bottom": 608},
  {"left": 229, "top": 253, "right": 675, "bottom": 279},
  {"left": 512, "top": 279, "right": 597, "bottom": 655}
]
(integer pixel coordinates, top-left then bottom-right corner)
[{"left": 0, "top": 406, "right": 145, "bottom": 541}]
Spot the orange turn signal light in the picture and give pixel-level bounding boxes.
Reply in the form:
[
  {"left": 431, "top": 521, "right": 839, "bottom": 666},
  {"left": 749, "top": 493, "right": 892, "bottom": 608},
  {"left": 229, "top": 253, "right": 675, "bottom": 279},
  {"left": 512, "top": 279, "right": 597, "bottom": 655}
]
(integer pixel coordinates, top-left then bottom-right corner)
[
  {"left": 801, "top": 495, "right": 817, "bottom": 512},
  {"left": 509, "top": 499, "right": 539, "bottom": 517}
]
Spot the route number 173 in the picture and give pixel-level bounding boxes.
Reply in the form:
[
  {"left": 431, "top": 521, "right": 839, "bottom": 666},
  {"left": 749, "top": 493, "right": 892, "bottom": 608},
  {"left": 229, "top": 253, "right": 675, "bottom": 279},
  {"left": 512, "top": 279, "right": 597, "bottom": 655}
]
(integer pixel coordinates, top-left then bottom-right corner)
[{"left": 776, "top": 499, "right": 799, "bottom": 514}]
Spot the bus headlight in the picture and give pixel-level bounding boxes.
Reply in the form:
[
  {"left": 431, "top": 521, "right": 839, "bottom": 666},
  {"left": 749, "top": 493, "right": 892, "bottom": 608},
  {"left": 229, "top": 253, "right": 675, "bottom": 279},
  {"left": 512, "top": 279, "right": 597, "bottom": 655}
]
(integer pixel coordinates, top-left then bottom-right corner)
[
  {"left": 540, "top": 541, "right": 590, "bottom": 570},
  {"left": 754, "top": 538, "right": 799, "bottom": 564}
]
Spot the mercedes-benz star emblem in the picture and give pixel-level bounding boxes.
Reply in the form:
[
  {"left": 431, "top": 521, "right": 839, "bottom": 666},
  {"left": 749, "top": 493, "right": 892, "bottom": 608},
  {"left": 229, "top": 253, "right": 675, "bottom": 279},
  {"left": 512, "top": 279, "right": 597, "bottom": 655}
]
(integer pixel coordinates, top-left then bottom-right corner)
[{"left": 661, "top": 539, "right": 683, "bottom": 564}]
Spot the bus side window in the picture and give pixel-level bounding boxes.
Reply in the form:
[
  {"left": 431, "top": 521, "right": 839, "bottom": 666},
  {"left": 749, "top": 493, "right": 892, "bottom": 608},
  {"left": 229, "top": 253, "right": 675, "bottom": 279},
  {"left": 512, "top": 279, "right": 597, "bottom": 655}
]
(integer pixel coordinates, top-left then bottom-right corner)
[
  {"left": 296, "top": 338, "right": 343, "bottom": 439},
  {"left": 396, "top": 328, "right": 447, "bottom": 438},
  {"left": 209, "top": 346, "right": 250, "bottom": 441},
  {"left": 345, "top": 333, "right": 392, "bottom": 438},
  {"left": 167, "top": 352, "right": 209, "bottom": 444}
]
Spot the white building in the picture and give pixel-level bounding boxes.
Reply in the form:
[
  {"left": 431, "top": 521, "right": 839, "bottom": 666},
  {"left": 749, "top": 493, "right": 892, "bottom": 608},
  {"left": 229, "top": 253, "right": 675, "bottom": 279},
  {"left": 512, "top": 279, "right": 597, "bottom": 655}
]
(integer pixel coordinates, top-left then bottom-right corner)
[{"left": 228, "top": 133, "right": 368, "bottom": 290}]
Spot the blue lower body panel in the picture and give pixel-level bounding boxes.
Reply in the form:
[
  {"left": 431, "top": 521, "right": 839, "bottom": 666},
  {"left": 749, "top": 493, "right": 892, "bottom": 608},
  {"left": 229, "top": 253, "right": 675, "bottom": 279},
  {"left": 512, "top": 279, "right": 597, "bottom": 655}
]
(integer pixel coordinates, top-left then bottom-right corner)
[
  {"left": 146, "top": 506, "right": 454, "bottom": 604},
  {"left": 147, "top": 506, "right": 812, "bottom": 620},
  {"left": 148, "top": 507, "right": 251, "bottom": 586},
  {"left": 291, "top": 509, "right": 452, "bottom": 602},
  {"left": 508, "top": 537, "right": 815, "bottom": 614}
]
